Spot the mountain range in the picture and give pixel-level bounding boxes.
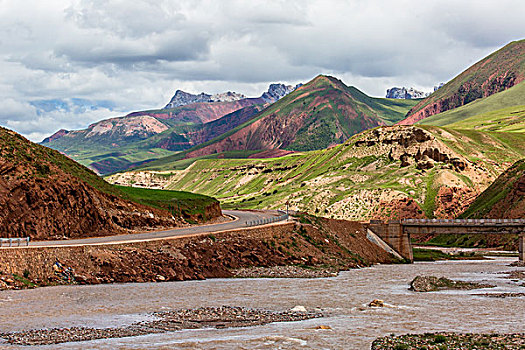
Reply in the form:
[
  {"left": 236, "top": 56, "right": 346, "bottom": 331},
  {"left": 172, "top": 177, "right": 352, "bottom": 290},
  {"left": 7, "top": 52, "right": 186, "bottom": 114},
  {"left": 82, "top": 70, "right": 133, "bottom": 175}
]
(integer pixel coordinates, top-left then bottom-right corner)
[
  {"left": 41, "top": 78, "right": 417, "bottom": 174},
  {"left": 35, "top": 38, "right": 525, "bottom": 221},
  {"left": 107, "top": 39, "right": 525, "bottom": 221},
  {"left": 41, "top": 83, "right": 299, "bottom": 174}
]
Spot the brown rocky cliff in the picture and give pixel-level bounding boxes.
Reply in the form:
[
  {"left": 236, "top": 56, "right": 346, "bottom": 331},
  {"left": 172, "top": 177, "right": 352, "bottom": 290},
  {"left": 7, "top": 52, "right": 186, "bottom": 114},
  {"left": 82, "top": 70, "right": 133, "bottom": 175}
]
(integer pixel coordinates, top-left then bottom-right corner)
[
  {"left": 0, "top": 168, "right": 183, "bottom": 240},
  {"left": 0, "top": 127, "right": 194, "bottom": 240}
]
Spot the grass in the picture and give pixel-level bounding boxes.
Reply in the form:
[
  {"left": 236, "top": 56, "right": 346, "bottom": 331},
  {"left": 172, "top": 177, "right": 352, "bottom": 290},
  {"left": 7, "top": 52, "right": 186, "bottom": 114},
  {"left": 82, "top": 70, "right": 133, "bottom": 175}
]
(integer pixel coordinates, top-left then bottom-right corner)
[
  {"left": 115, "top": 185, "right": 218, "bottom": 218},
  {"left": 412, "top": 248, "right": 477, "bottom": 261},
  {"left": 461, "top": 159, "right": 525, "bottom": 218},
  {"left": 414, "top": 232, "right": 519, "bottom": 251},
  {"left": 447, "top": 105, "right": 525, "bottom": 132},
  {"left": 419, "top": 81, "right": 525, "bottom": 130},
  {"left": 111, "top": 125, "right": 525, "bottom": 222}
]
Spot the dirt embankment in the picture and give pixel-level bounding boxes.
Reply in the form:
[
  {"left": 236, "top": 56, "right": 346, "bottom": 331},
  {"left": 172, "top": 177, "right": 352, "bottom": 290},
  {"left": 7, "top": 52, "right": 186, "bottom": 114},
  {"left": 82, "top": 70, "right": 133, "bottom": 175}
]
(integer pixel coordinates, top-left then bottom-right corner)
[
  {"left": 0, "top": 127, "right": 215, "bottom": 240},
  {"left": 0, "top": 216, "right": 397, "bottom": 290},
  {"left": 0, "top": 172, "right": 185, "bottom": 241}
]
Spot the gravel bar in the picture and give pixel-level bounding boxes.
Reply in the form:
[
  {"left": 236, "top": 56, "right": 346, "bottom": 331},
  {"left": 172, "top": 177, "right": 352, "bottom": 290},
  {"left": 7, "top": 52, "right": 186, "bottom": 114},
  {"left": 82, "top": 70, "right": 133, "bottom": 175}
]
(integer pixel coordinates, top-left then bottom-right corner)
[
  {"left": 0, "top": 306, "right": 322, "bottom": 346},
  {"left": 372, "top": 332, "right": 525, "bottom": 349},
  {"left": 232, "top": 265, "right": 339, "bottom": 278}
]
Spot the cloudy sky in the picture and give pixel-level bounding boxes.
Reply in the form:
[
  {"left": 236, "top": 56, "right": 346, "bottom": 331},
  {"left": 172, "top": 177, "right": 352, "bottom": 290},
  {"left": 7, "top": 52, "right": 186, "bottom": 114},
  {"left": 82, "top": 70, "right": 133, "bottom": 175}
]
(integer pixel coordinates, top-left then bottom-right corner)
[{"left": 1, "top": 0, "right": 524, "bottom": 141}]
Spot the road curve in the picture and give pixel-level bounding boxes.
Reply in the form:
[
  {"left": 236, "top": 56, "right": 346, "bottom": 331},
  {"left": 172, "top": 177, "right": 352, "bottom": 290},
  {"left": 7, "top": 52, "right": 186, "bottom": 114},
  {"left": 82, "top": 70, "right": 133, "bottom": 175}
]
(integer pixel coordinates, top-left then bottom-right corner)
[{"left": 25, "top": 210, "right": 286, "bottom": 248}]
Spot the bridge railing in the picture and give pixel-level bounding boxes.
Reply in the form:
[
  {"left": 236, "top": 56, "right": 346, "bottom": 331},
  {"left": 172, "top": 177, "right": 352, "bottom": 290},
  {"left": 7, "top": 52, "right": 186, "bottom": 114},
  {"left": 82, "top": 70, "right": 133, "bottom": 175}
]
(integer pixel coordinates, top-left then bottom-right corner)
[
  {"left": 0, "top": 237, "right": 30, "bottom": 247},
  {"left": 401, "top": 218, "right": 525, "bottom": 225},
  {"left": 246, "top": 211, "right": 289, "bottom": 227}
]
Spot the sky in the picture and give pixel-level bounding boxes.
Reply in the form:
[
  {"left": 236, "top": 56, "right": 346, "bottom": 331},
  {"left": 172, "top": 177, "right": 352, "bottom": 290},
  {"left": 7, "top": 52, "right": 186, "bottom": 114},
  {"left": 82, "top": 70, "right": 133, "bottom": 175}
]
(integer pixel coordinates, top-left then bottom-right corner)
[{"left": 1, "top": 0, "right": 524, "bottom": 141}]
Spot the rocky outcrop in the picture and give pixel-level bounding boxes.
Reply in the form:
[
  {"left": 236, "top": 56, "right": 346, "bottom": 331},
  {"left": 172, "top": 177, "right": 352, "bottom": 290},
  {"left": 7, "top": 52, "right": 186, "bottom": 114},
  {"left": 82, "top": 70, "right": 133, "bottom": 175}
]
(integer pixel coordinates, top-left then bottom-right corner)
[
  {"left": 434, "top": 186, "right": 478, "bottom": 219},
  {"left": 386, "top": 87, "right": 429, "bottom": 99},
  {"left": 164, "top": 90, "right": 247, "bottom": 109},
  {"left": 354, "top": 126, "right": 468, "bottom": 171},
  {"left": 260, "top": 83, "right": 298, "bottom": 103},
  {"left": 164, "top": 83, "right": 299, "bottom": 109},
  {"left": 370, "top": 197, "right": 426, "bottom": 221}
]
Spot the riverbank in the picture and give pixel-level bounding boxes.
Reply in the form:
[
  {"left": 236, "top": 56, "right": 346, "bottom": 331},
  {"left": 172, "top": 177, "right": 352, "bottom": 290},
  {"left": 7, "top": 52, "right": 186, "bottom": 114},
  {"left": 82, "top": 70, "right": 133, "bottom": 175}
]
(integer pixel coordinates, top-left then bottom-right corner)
[
  {"left": 0, "top": 215, "right": 397, "bottom": 291},
  {"left": 372, "top": 332, "right": 525, "bottom": 349},
  {"left": 0, "top": 258, "right": 522, "bottom": 349},
  {"left": 0, "top": 306, "right": 322, "bottom": 346}
]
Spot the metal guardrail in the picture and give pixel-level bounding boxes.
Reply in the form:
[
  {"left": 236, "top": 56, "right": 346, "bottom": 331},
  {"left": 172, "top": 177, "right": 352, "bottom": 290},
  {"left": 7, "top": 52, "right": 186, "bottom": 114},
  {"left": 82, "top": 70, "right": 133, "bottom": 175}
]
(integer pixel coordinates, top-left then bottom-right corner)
[
  {"left": 246, "top": 211, "right": 289, "bottom": 227},
  {"left": 401, "top": 218, "right": 525, "bottom": 225},
  {"left": 0, "top": 237, "right": 30, "bottom": 247}
]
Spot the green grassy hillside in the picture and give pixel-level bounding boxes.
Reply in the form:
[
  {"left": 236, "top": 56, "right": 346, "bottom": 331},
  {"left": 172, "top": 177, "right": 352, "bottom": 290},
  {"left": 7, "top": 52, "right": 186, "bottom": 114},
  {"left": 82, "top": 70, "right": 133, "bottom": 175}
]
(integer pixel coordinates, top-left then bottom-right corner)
[
  {"left": 109, "top": 125, "right": 525, "bottom": 221},
  {"left": 419, "top": 81, "right": 525, "bottom": 131},
  {"left": 460, "top": 159, "right": 525, "bottom": 219},
  {"left": 400, "top": 39, "right": 525, "bottom": 124}
]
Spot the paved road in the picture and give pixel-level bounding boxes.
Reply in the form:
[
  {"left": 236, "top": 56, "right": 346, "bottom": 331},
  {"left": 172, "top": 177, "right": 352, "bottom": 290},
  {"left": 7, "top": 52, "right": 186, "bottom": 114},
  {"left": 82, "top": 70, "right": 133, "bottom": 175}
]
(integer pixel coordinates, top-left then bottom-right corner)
[{"left": 23, "top": 210, "right": 286, "bottom": 248}]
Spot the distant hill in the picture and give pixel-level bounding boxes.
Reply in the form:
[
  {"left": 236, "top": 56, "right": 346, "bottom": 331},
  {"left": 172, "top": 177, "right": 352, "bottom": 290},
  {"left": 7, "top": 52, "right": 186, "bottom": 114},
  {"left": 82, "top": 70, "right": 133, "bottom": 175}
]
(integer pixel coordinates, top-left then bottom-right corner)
[
  {"left": 461, "top": 159, "right": 525, "bottom": 219},
  {"left": 86, "top": 104, "right": 266, "bottom": 174},
  {"left": 399, "top": 39, "right": 525, "bottom": 125},
  {"left": 41, "top": 83, "right": 299, "bottom": 174},
  {"left": 0, "top": 127, "right": 218, "bottom": 240},
  {"left": 109, "top": 125, "right": 525, "bottom": 222},
  {"left": 142, "top": 75, "right": 418, "bottom": 168},
  {"left": 418, "top": 81, "right": 525, "bottom": 132}
]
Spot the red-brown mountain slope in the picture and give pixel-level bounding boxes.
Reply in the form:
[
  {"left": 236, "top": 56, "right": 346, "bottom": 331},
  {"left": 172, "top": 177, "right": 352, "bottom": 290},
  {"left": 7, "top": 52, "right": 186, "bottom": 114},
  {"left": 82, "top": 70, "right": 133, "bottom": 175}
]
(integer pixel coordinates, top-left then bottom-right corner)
[
  {"left": 399, "top": 39, "right": 525, "bottom": 125},
  {"left": 184, "top": 75, "right": 416, "bottom": 159},
  {"left": 0, "top": 127, "right": 185, "bottom": 240}
]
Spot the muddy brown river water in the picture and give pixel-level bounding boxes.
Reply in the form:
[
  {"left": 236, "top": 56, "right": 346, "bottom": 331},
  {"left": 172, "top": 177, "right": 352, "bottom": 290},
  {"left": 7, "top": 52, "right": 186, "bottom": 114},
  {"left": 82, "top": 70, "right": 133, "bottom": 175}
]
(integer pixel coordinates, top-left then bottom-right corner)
[{"left": 0, "top": 258, "right": 523, "bottom": 349}]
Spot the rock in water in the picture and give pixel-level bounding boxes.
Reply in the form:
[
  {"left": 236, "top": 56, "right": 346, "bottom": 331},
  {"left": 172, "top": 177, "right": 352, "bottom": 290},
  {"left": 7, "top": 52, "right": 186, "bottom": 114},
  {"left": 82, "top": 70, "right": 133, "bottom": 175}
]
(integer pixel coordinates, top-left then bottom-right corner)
[
  {"left": 314, "top": 325, "right": 332, "bottom": 330},
  {"left": 291, "top": 305, "right": 307, "bottom": 312},
  {"left": 368, "top": 299, "right": 385, "bottom": 307},
  {"left": 409, "top": 276, "right": 495, "bottom": 292}
]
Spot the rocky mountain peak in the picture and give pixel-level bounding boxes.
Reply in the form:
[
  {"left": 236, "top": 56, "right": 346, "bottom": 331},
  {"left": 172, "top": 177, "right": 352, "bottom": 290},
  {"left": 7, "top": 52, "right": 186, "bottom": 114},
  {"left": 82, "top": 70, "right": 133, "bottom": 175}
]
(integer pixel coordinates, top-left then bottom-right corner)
[
  {"left": 386, "top": 87, "right": 430, "bottom": 99},
  {"left": 164, "top": 90, "right": 247, "bottom": 109},
  {"left": 261, "top": 83, "right": 297, "bottom": 103},
  {"left": 164, "top": 90, "right": 213, "bottom": 109},
  {"left": 210, "top": 91, "right": 246, "bottom": 102}
]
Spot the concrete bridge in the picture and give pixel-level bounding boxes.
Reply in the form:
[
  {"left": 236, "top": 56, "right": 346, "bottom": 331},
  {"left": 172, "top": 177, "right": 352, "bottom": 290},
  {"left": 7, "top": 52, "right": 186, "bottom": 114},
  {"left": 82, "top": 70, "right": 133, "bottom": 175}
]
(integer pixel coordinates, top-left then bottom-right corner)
[{"left": 366, "top": 218, "right": 525, "bottom": 262}]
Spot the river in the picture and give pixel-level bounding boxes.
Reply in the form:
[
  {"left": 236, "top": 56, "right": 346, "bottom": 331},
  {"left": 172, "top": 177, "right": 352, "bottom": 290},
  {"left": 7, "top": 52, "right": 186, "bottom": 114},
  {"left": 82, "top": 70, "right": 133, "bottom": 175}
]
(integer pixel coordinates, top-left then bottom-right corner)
[{"left": 0, "top": 258, "right": 523, "bottom": 349}]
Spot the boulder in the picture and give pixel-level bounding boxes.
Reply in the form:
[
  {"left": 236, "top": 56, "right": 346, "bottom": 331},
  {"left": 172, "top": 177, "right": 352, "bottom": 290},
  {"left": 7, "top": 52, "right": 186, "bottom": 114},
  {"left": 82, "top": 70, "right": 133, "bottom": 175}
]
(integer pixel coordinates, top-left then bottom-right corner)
[{"left": 368, "top": 299, "right": 384, "bottom": 307}]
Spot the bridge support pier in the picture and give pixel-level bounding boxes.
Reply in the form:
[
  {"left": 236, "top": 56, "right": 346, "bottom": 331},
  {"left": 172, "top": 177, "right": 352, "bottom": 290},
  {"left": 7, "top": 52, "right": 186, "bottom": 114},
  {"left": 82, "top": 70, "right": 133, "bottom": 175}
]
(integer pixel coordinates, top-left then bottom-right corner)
[{"left": 367, "top": 221, "right": 413, "bottom": 262}]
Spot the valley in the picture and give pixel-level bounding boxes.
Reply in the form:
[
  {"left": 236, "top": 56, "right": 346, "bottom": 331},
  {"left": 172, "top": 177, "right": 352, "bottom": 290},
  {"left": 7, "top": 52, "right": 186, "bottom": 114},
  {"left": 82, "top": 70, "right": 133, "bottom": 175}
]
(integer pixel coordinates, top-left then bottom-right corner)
[
  {"left": 1, "top": 29, "right": 524, "bottom": 350},
  {"left": 108, "top": 125, "right": 525, "bottom": 221}
]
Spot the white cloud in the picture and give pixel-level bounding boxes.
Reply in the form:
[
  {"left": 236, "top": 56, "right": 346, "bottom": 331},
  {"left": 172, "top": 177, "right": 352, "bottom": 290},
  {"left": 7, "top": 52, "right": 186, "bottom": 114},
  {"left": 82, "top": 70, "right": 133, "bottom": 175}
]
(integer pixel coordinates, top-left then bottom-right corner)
[{"left": 1, "top": 0, "right": 524, "bottom": 141}]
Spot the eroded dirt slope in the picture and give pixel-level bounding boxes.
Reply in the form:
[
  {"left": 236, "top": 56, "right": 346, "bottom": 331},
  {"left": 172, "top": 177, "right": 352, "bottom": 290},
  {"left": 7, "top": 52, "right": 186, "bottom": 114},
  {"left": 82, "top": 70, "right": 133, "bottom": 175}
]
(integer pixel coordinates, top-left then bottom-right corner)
[{"left": 0, "top": 127, "right": 185, "bottom": 240}]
